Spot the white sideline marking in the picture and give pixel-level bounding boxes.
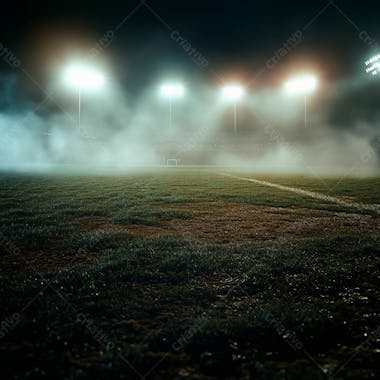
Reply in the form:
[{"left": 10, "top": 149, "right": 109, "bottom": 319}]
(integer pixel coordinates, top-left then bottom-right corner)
[{"left": 219, "top": 172, "right": 380, "bottom": 214}]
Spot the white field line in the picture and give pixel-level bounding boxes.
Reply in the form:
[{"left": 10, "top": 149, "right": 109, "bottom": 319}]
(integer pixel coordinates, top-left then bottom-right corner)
[{"left": 219, "top": 172, "right": 380, "bottom": 214}]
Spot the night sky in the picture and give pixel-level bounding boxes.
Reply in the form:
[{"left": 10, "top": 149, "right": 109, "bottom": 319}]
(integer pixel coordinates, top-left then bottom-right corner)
[{"left": 1, "top": 0, "right": 379, "bottom": 99}]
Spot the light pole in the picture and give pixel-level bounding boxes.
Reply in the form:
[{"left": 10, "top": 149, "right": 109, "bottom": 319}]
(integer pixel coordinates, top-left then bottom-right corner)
[
  {"left": 221, "top": 84, "right": 245, "bottom": 134},
  {"left": 65, "top": 64, "right": 105, "bottom": 132},
  {"left": 78, "top": 86, "right": 81, "bottom": 131},
  {"left": 160, "top": 83, "right": 185, "bottom": 128},
  {"left": 284, "top": 74, "right": 318, "bottom": 128}
]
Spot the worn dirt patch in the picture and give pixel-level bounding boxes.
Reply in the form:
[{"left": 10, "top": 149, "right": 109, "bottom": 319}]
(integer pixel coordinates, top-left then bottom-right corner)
[
  {"left": 86, "top": 202, "right": 379, "bottom": 244},
  {"left": 6, "top": 202, "right": 377, "bottom": 275},
  {"left": 0, "top": 249, "right": 101, "bottom": 276}
]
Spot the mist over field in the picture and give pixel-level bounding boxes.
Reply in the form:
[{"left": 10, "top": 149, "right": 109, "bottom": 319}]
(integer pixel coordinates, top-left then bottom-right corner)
[
  {"left": 2, "top": 2, "right": 380, "bottom": 379},
  {"left": 0, "top": 74, "right": 379, "bottom": 174}
]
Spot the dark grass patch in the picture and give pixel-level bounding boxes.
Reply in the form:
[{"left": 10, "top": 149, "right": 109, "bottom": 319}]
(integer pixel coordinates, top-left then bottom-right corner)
[{"left": 0, "top": 172, "right": 379, "bottom": 379}]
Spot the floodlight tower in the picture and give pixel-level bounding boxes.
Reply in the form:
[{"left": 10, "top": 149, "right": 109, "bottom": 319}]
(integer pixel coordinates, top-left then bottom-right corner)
[
  {"left": 365, "top": 54, "right": 380, "bottom": 76},
  {"left": 221, "top": 84, "right": 245, "bottom": 134},
  {"left": 160, "top": 83, "right": 185, "bottom": 128},
  {"left": 65, "top": 64, "right": 105, "bottom": 131},
  {"left": 284, "top": 74, "right": 318, "bottom": 128}
]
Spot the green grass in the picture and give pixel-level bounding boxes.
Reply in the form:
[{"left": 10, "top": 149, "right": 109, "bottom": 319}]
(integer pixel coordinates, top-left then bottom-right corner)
[{"left": 0, "top": 170, "right": 379, "bottom": 379}]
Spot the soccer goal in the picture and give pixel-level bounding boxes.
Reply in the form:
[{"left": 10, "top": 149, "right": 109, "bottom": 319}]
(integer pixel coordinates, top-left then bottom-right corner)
[{"left": 166, "top": 158, "right": 178, "bottom": 166}]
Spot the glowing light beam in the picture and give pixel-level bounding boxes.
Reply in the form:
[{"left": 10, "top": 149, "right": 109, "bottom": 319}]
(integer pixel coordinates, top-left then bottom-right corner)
[
  {"left": 284, "top": 74, "right": 318, "bottom": 128},
  {"left": 159, "top": 83, "right": 185, "bottom": 129},
  {"left": 221, "top": 84, "right": 246, "bottom": 134},
  {"left": 63, "top": 64, "right": 105, "bottom": 132}
]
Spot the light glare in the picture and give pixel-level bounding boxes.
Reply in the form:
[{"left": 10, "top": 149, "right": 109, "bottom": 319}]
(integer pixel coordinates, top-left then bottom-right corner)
[
  {"left": 160, "top": 83, "right": 185, "bottom": 97},
  {"left": 221, "top": 84, "right": 245, "bottom": 101},
  {"left": 66, "top": 65, "right": 105, "bottom": 89},
  {"left": 284, "top": 75, "right": 318, "bottom": 95}
]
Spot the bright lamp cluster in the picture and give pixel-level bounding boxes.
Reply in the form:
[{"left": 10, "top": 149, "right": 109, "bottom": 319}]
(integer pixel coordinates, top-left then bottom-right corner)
[
  {"left": 221, "top": 84, "right": 245, "bottom": 101},
  {"left": 284, "top": 75, "right": 318, "bottom": 95},
  {"left": 365, "top": 54, "right": 380, "bottom": 76},
  {"left": 65, "top": 65, "right": 105, "bottom": 90},
  {"left": 160, "top": 83, "right": 185, "bottom": 97}
]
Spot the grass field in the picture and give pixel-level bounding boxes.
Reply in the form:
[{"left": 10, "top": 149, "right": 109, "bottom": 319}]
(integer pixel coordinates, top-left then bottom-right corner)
[{"left": 0, "top": 170, "right": 379, "bottom": 379}]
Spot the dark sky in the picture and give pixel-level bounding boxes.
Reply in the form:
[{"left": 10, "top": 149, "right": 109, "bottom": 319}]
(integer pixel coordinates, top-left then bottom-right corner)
[{"left": 1, "top": 0, "right": 379, "bottom": 99}]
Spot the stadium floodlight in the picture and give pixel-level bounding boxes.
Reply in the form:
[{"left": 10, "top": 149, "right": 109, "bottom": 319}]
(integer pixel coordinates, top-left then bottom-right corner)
[
  {"left": 160, "top": 83, "right": 185, "bottom": 97},
  {"left": 365, "top": 54, "right": 380, "bottom": 76},
  {"left": 284, "top": 75, "right": 318, "bottom": 95},
  {"left": 284, "top": 74, "right": 318, "bottom": 128},
  {"left": 221, "top": 84, "right": 245, "bottom": 134},
  {"left": 64, "top": 64, "right": 105, "bottom": 131},
  {"left": 160, "top": 83, "right": 185, "bottom": 128}
]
